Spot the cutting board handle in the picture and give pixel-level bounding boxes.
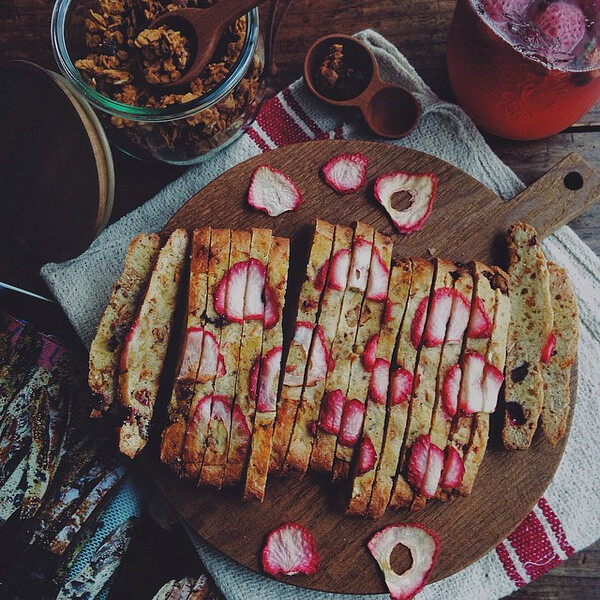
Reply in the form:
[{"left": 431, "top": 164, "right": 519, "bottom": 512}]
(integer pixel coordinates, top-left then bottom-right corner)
[{"left": 507, "top": 153, "right": 600, "bottom": 234}]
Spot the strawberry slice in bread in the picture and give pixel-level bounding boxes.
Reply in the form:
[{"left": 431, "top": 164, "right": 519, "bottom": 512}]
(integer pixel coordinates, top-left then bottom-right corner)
[
  {"left": 456, "top": 265, "right": 510, "bottom": 497},
  {"left": 283, "top": 224, "right": 353, "bottom": 477},
  {"left": 309, "top": 222, "right": 375, "bottom": 474},
  {"left": 244, "top": 237, "right": 290, "bottom": 500},
  {"left": 199, "top": 230, "right": 252, "bottom": 487},
  {"left": 346, "top": 260, "right": 412, "bottom": 516},
  {"left": 540, "top": 262, "right": 578, "bottom": 446},
  {"left": 181, "top": 229, "right": 231, "bottom": 480},
  {"left": 160, "top": 228, "right": 211, "bottom": 472},
  {"left": 223, "top": 229, "right": 273, "bottom": 486},
  {"left": 117, "top": 229, "right": 189, "bottom": 459},
  {"left": 89, "top": 233, "right": 161, "bottom": 417},
  {"left": 332, "top": 231, "right": 393, "bottom": 480},
  {"left": 394, "top": 259, "right": 456, "bottom": 510},
  {"left": 440, "top": 260, "right": 496, "bottom": 500},
  {"left": 503, "top": 222, "right": 553, "bottom": 450},
  {"left": 368, "top": 259, "right": 433, "bottom": 518},
  {"left": 270, "top": 220, "right": 335, "bottom": 473}
]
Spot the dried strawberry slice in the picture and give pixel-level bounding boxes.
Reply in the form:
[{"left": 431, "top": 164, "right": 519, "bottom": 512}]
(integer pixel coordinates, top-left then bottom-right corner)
[
  {"left": 197, "top": 330, "right": 226, "bottom": 382},
  {"left": 283, "top": 322, "right": 314, "bottom": 387},
  {"left": 314, "top": 258, "right": 329, "bottom": 291},
  {"left": 178, "top": 327, "right": 205, "bottom": 381},
  {"left": 440, "top": 445, "right": 465, "bottom": 490},
  {"left": 318, "top": 389, "right": 345, "bottom": 435},
  {"left": 390, "top": 368, "right": 413, "bottom": 406},
  {"left": 423, "top": 288, "right": 453, "bottom": 347},
  {"left": 441, "top": 363, "right": 461, "bottom": 419},
  {"left": 362, "top": 333, "right": 379, "bottom": 372},
  {"left": 366, "top": 247, "right": 390, "bottom": 302},
  {"left": 248, "top": 165, "right": 302, "bottom": 217},
  {"left": 541, "top": 331, "right": 557, "bottom": 364},
  {"left": 328, "top": 249, "right": 351, "bottom": 291},
  {"left": 369, "top": 358, "right": 390, "bottom": 404},
  {"left": 257, "top": 346, "right": 283, "bottom": 413},
  {"left": 446, "top": 289, "right": 471, "bottom": 343},
  {"left": 262, "top": 523, "right": 320, "bottom": 577},
  {"left": 338, "top": 399, "right": 365, "bottom": 447},
  {"left": 348, "top": 237, "right": 372, "bottom": 291},
  {"left": 357, "top": 435, "right": 377, "bottom": 475},
  {"left": 374, "top": 172, "right": 438, "bottom": 234},
  {"left": 244, "top": 259, "right": 267, "bottom": 320},
  {"left": 407, "top": 434, "right": 430, "bottom": 492},
  {"left": 481, "top": 362, "right": 504, "bottom": 413},
  {"left": 368, "top": 523, "right": 439, "bottom": 600},
  {"left": 458, "top": 352, "right": 485, "bottom": 414},
  {"left": 467, "top": 297, "right": 492, "bottom": 339},
  {"left": 421, "top": 443, "right": 444, "bottom": 498},
  {"left": 410, "top": 296, "right": 428, "bottom": 349},
  {"left": 306, "top": 324, "right": 333, "bottom": 386},
  {"left": 321, "top": 153, "right": 368, "bottom": 194},
  {"left": 263, "top": 284, "right": 280, "bottom": 329}
]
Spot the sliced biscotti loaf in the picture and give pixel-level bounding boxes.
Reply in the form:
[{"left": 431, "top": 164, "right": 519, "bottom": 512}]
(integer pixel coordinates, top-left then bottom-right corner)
[
  {"left": 283, "top": 224, "right": 353, "bottom": 477},
  {"left": 270, "top": 220, "right": 335, "bottom": 473},
  {"left": 200, "top": 230, "right": 253, "bottom": 487},
  {"left": 540, "top": 262, "right": 578, "bottom": 446},
  {"left": 89, "top": 233, "right": 161, "bottom": 417},
  {"left": 428, "top": 265, "right": 474, "bottom": 451},
  {"left": 395, "top": 259, "right": 456, "bottom": 511},
  {"left": 160, "top": 228, "right": 211, "bottom": 472},
  {"left": 223, "top": 229, "right": 273, "bottom": 486},
  {"left": 117, "top": 229, "right": 188, "bottom": 459},
  {"left": 456, "top": 266, "right": 510, "bottom": 497},
  {"left": 244, "top": 237, "right": 290, "bottom": 500},
  {"left": 181, "top": 229, "right": 231, "bottom": 480},
  {"left": 346, "top": 260, "right": 412, "bottom": 516},
  {"left": 369, "top": 259, "right": 434, "bottom": 518},
  {"left": 503, "top": 222, "right": 553, "bottom": 451},
  {"left": 309, "top": 222, "right": 375, "bottom": 474},
  {"left": 332, "top": 231, "right": 393, "bottom": 481}
]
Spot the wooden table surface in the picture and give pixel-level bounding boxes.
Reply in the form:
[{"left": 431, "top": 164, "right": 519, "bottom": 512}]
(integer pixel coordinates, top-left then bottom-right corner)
[{"left": 0, "top": 1, "right": 599, "bottom": 598}]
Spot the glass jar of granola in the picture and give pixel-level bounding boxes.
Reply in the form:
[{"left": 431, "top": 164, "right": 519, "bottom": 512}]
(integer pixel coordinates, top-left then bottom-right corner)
[{"left": 51, "top": 0, "right": 265, "bottom": 165}]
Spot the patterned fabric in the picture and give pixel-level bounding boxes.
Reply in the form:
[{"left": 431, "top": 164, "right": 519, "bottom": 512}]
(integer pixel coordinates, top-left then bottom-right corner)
[{"left": 40, "top": 30, "right": 600, "bottom": 600}]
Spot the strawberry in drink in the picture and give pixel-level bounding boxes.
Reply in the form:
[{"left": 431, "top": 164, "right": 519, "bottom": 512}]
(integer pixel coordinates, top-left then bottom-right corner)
[{"left": 447, "top": 0, "right": 600, "bottom": 139}]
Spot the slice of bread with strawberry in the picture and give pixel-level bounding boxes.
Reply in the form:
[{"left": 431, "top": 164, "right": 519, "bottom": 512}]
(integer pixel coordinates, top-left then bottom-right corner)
[
  {"left": 283, "top": 224, "right": 353, "bottom": 477},
  {"left": 347, "top": 260, "right": 412, "bottom": 516},
  {"left": 89, "top": 233, "right": 161, "bottom": 417},
  {"left": 457, "top": 265, "right": 510, "bottom": 496},
  {"left": 332, "top": 231, "right": 393, "bottom": 480},
  {"left": 540, "top": 262, "right": 578, "bottom": 446},
  {"left": 160, "top": 228, "right": 211, "bottom": 472},
  {"left": 503, "top": 222, "right": 553, "bottom": 451},
  {"left": 369, "top": 259, "right": 434, "bottom": 517},
  {"left": 309, "top": 222, "right": 375, "bottom": 474},
  {"left": 398, "top": 259, "right": 456, "bottom": 510},
  {"left": 117, "top": 229, "right": 188, "bottom": 458},
  {"left": 270, "top": 220, "right": 335, "bottom": 473},
  {"left": 199, "top": 230, "right": 252, "bottom": 487},
  {"left": 223, "top": 229, "right": 273, "bottom": 486},
  {"left": 244, "top": 237, "right": 290, "bottom": 500},
  {"left": 181, "top": 229, "right": 231, "bottom": 480}
]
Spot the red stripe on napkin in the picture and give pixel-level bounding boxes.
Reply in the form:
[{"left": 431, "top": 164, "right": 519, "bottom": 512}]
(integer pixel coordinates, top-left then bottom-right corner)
[
  {"left": 506, "top": 510, "right": 562, "bottom": 580},
  {"left": 246, "top": 127, "right": 271, "bottom": 154},
  {"left": 537, "top": 497, "right": 575, "bottom": 557},
  {"left": 281, "top": 88, "right": 325, "bottom": 139},
  {"left": 496, "top": 542, "right": 527, "bottom": 587},
  {"left": 255, "top": 96, "right": 312, "bottom": 147}
]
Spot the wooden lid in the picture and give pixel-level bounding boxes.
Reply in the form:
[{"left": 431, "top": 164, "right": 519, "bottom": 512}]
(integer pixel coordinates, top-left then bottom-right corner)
[{"left": 0, "top": 60, "right": 114, "bottom": 262}]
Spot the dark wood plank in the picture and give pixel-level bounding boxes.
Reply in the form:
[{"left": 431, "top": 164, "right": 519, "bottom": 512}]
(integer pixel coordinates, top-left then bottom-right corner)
[{"left": 145, "top": 140, "right": 586, "bottom": 594}]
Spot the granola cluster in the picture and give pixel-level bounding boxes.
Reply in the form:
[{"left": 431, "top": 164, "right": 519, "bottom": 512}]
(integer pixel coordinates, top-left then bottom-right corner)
[
  {"left": 316, "top": 42, "right": 367, "bottom": 101},
  {"left": 72, "top": 0, "right": 263, "bottom": 162}
]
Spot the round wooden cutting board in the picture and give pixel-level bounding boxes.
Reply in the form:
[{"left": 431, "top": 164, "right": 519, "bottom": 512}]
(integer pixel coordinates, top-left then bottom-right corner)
[{"left": 145, "top": 140, "right": 592, "bottom": 595}]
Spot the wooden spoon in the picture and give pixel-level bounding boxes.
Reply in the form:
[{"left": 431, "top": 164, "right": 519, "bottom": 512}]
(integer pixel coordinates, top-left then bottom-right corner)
[
  {"left": 148, "top": 0, "right": 268, "bottom": 89},
  {"left": 304, "top": 34, "right": 420, "bottom": 139}
]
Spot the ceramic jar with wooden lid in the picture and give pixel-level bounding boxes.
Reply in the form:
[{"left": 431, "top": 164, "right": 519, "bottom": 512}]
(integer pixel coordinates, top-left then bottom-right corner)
[{"left": 51, "top": 0, "right": 265, "bottom": 165}]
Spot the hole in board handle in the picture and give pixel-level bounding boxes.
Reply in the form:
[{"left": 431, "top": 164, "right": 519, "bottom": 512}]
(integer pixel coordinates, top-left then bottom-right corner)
[{"left": 563, "top": 171, "right": 584, "bottom": 191}]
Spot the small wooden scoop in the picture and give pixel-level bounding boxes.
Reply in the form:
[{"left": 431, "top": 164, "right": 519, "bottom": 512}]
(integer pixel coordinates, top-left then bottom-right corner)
[
  {"left": 304, "top": 34, "right": 420, "bottom": 139},
  {"left": 148, "top": 0, "right": 268, "bottom": 89}
]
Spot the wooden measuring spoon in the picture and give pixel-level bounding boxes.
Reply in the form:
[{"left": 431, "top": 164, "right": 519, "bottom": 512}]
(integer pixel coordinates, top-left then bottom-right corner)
[
  {"left": 304, "top": 34, "right": 420, "bottom": 139},
  {"left": 148, "top": 0, "right": 268, "bottom": 89}
]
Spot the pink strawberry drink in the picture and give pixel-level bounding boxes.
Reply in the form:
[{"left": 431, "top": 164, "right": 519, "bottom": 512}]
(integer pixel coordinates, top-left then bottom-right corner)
[{"left": 447, "top": 0, "right": 600, "bottom": 139}]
